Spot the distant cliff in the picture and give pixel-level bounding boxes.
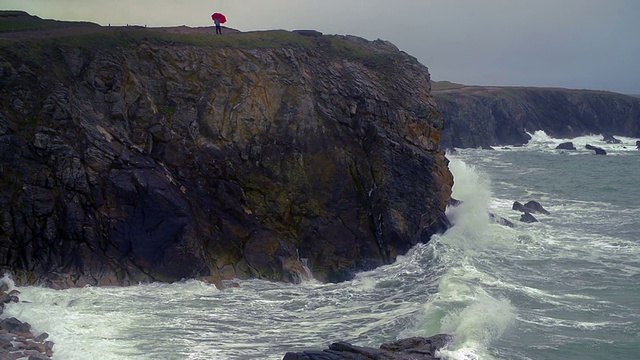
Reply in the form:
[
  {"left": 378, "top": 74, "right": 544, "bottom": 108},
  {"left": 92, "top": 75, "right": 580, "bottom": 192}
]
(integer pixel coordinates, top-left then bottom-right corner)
[
  {"left": 433, "top": 82, "right": 640, "bottom": 148},
  {"left": 0, "top": 13, "right": 452, "bottom": 287}
]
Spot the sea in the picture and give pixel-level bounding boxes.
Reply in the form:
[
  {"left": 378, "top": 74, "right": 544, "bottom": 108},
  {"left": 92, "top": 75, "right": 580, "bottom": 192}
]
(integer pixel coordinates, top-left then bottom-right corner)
[{"left": 2, "top": 131, "right": 639, "bottom": 360}]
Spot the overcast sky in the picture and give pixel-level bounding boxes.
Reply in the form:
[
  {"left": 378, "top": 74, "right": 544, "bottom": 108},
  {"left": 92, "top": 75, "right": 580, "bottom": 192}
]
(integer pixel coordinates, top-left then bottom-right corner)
[{"left": 2, "top": 0, "right": 639, "bottom": 94}]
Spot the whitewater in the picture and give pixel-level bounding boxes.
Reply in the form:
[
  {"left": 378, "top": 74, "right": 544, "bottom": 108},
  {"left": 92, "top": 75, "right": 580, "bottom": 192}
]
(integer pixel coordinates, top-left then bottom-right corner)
[{"left": 2, "top": 131, "right": 639, "bottom": 359}]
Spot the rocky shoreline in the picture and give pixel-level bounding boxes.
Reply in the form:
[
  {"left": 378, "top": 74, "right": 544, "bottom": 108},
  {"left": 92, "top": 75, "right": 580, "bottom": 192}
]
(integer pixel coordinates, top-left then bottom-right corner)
[
  {"left": 0, "top": 284, "right": 54, "bottom": 360},
  {"left": 283, "top": 334, "right": 452, "bottom": 360}
]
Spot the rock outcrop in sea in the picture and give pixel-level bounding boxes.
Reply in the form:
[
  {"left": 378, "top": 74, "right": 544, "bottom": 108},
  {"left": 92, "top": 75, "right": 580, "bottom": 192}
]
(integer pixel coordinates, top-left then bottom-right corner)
[{"left": 0, "top": 13, "right": 452, "bottom": 288}]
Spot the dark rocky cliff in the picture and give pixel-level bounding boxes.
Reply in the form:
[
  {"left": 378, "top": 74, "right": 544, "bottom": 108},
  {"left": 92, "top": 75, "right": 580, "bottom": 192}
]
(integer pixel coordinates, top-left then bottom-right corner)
[
  {"left": 0, "top": 19, "right": 452, "bottom": 287},
  {"left": 433, "top": 83, "right": 640, "bottom": 149}
]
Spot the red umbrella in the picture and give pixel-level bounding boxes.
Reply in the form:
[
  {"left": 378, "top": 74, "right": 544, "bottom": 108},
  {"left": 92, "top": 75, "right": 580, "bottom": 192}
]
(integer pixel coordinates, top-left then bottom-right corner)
[{"left": 211, "top": 13, "right": 227, "bottom": 24}]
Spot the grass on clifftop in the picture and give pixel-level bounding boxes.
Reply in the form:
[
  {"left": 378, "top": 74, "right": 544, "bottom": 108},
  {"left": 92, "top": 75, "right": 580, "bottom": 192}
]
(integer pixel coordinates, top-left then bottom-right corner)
[{"left": 0, "top": 10, "right": 98, "bottom": 32}]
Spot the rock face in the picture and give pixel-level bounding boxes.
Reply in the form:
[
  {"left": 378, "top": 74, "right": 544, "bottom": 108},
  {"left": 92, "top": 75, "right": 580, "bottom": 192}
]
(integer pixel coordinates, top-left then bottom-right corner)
[
  {"left": 433, "top": 84, "right": 640, "bottom": 149},
  {"left": 283, "top": 334, "right": 452, "bottom": 360},
  {"left": 0, "top": 24, "right": 452, "bottom": 287}
]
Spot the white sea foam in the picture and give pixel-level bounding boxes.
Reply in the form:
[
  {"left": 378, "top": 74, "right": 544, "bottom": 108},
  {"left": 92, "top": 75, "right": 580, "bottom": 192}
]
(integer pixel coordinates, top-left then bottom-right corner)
[
  {"left": 404, "top": 157, "right": 517, "bottom": 360},
  {"left": 499, "top": 130, "right": 640, "bottom": 154}
]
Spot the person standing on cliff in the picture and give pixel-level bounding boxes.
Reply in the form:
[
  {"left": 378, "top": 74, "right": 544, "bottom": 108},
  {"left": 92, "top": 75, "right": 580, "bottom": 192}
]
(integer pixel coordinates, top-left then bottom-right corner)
[{"left": 214, "top": 17, "right": 221, "bottom": 34}]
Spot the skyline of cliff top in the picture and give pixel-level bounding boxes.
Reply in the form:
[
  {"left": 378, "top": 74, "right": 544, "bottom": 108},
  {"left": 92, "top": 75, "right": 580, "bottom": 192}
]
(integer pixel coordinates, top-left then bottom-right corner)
[{"left": 1, "top": 1, "right": 639, "bottom": 95}]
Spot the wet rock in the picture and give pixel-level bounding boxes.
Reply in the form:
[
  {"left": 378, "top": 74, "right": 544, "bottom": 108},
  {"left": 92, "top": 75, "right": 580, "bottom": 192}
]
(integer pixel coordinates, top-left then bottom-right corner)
[
  {"left": 512, "top": 200, "right": 550, "bottom": 215},
  {"left": 0, "top": 286, "right": 54, "bottom": 359},
  {"left": 520, "top": 212, "right": 538, "bottom": 223},
  {"left": 448, "top": 198, "right": 462, "bottom": 207},
  {"left": 283, "top": 334, "right": 452, "bottom": 360},
  {"left": 523, "top": 200, "right": 550, "bottom": 215},
  {"left": 489, "top": 212, "right": 515, "bottom": 228},
  {"left": 0, "top": 317, "right": 31, "bottom": 337},
  {"left": 586, "top": 144, "right": 607, "bottom": 155},
  {"left": 555, "top": 141, "right": 576, "bottom": 150},
  {"left": 602, "top": 133, "right": 621, "bottom": 144}
]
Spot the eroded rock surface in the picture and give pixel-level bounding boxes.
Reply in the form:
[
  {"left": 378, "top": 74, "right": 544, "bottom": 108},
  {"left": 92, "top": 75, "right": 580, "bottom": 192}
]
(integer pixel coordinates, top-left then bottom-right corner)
[{"left": 0, "top": 26, "right": 452, "bottom": 287}]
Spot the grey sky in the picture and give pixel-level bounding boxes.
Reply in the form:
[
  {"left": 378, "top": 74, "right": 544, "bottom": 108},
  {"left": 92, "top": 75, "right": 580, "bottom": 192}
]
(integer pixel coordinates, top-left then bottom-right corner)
[{"left": 2, "top": 0, "right": 639, "bottom": 94}]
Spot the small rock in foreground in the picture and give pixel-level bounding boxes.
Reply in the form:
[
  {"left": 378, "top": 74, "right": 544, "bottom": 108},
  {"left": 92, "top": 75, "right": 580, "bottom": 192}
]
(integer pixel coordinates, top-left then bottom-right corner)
[{"left": 282, "top": 334, "right": 452, "bottom": 360}]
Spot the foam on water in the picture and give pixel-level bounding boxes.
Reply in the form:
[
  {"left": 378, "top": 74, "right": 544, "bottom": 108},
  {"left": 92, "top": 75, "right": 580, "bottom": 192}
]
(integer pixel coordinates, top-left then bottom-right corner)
[
  {"left": 404, "top": 158, "right": 517, "bottom": 359},
  {"left": 3, "top": 142, "right": 639, "bottom": 359},
  {"left": 501, "top": 130, "right": 639, "bottom": 154}
]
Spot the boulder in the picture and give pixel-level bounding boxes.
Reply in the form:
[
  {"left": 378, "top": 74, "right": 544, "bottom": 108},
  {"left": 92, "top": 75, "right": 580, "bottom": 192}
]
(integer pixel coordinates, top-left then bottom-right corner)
[
  {"left": 585, "top": 144, "right": 607, "bottom": 155},
  {"left": 602, "top": 133, "right": 621, "bottom": 144},
  {"left": 520, "top": 212, "right": 538, "bottom": 223},
  {"left": 489, "top": 212, "right": 515, "bottom": 228},
  {"left": 555, "top": 142, "right": 576, "bottom": 150},
  {"left": 283, "top": 334, "right": 452, "bottom": 360},
  {"left": 523, "top": 200, "right": 550, "bottom": 215},
  {"left": 512, "top": 201, "right": 549, "bottom": 215},
  {"left": 512, "top": 201, "right": 528, "bottom": 212}
]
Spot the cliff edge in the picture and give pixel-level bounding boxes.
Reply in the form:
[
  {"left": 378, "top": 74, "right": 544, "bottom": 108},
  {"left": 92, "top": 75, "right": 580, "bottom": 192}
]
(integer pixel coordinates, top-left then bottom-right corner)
[
  {"left": 433, "top": 82, "right": 640, "bottom": 149},
  {"left": 0, "top": 13, "right": 452, "bottom": 287}
]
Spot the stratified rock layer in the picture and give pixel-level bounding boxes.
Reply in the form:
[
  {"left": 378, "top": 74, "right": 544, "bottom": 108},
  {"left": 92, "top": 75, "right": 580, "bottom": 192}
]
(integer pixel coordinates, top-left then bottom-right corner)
[{"left": 0, "top": 26, "right": 452, "bottom": 287}]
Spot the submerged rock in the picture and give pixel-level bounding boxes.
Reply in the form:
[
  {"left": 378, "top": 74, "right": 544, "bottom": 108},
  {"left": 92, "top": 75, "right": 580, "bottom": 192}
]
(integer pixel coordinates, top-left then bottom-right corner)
[
  {"left": 602, "top": 133, "right": 621, "bottom": 144},
  {"left": 489, "top": 212, "right": 515, "bottom": 228},
  {"left": 282, "top": 334, "right": 452, "bottom": 360},
  {"left": 586, "top": 144, "right": 607, "bottom": 155}
]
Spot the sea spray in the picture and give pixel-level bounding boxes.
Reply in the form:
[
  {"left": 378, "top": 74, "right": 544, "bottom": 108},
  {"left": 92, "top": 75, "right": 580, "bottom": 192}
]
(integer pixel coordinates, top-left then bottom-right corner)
[{"left": 405, "top": 157, "right": 516, "bottom": 359}]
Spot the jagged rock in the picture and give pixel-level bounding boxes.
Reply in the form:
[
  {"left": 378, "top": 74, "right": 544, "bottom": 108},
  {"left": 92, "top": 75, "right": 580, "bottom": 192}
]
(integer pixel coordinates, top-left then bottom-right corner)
[
  {"left": 448, "top": 198, "right": 462, "bottom": 207},
  {"left": 0, "top": 24, "right": 452, "bottom": 287},
  {"left": 523, "top": 200, "right": 550, "bottom": 215},
  {"left": 520, "top": 212, "right": 538, "bottom": 223},
  {"left": 0, "top": 288, "right": 55, "bottom": 359},
  {"left": 283, "top": 334, "right": 452, "bottom": 360},
  {"left": 489, "top": 212, "right": 515, "bottom": 228},
  {"left": 586, "top": 144, "right": 607, "bottom": 155},
  {"left": 602, "top": 133, "right": 621, "bottom": 144},
  {"left": 512, "top": 201, "right": 527, "bottom": 212},
  {"left": 555, "top": 141, "right": 576, "bottom": 150},
  {"left": 512, "top": 201, "right": 549, "bottom": 215},
  {"left": 0, "top": 317, "right": 31, "bottom": 336}
]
